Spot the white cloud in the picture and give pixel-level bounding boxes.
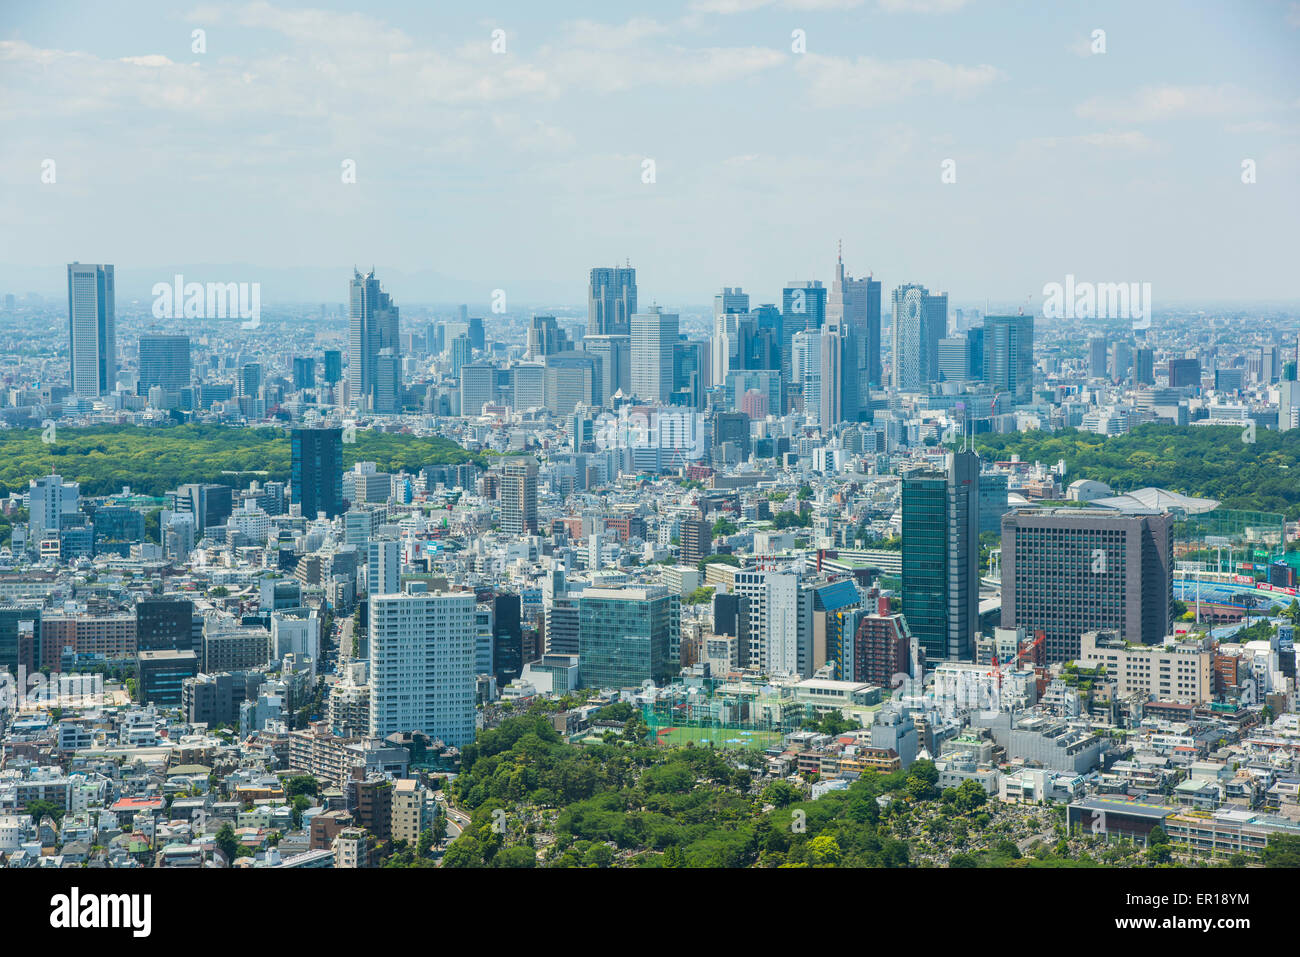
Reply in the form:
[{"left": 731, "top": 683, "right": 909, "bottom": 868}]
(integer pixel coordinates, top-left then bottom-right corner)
[
  {"left": 1075, "top": 84, "right": 1258, "bottom": 124},
  {"left": 795, "top": 53, "right": 1000, "bottom": 107}
]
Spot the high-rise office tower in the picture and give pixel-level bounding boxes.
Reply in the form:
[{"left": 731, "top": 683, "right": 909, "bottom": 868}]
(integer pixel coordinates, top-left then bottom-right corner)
[
  {"left": 901, "top": 450, "right": 980, "bottom": 662},
  {"left": 1110, "top": 339, "right": 1133, "bottom": 383},
  {"left": 348, "top": 269, "right": 400, "bottom": 412},
  {"left": 890, "top": 284, "right": 947, "bottom": 391},
  {"left": 467, "top": 315, "right": 485, "bottom": 351},
  {"left": 782, "top": 280, "right": 826, "bottom": 382},
  {"left": 1001, "top": 508, "right": 1173, "bottom": 664},
  {"left": 1167, "top": 357, "right": 1201, "bottom": 389},
  {"left": 712, "top": 287, "right": 750, "bottom": 386},
  {"left": 818, "top": 316, "right": 859, "bottom": 428},
  {"left": 368, "top": 591, "right": 476, "bottom": 745},
  {"left": 67, "top": 263, "right": 116, "bottom": 397},
  {"left": 137, "top": 334, "right": 190, "bottom": 395},
  {"left": 450, "top": 334, "right": 473, "bottom": 379},
  {"left": 459, "top": 362, "right": 495, "bottom": 418},
  {"left": 982, "top": 314, "right": 1035, "bottom": 405},
  {"left": 630, "top": 307, "right": 678, "bottom": 403},
  {"left": 292, "top": 356, "right": 316, "bottom": 391},
  {"left": 825, "top": 249, "right": 882, "bottom": 390},
  {"left": 582, "top": 334, "right": 630, "bottom": 404},
  {"left": 766, "top": 572, "right": 815, "bottom": 678},
  {"left": 238, "top": 362, "right": 263, "bottom": 398},
  {"left": 291, "top": 426, "right": 344, "bottom": 520},
  {"left": 1134, "top": 346, "right": 1155, "bottom": 386},
  {"left": 29, "top": 473, "right": 79, "bottom": 543},
  {"left": 323, "top": 349, "right": 343, "bottom": 385},
  {"left": 527, "top": 315, "right": 568, "bottom": 358},
  {"left": 589, "top": 265, "right": 637, "bottom": 336},
  {"left": 492, "top": 592, "right": 523, "bottom": 687},
  {"left": 937, "top": 336, "right": 972, "bottom": 383},
  {"left": 577, "top": 586, "right": 680, "bottom": 688},
  {"left": 1088, "top": 336, "right": 1109, "bottom": 379},
  {"left": 544, "top": 352, "right": 600, "bottom": 414},
  {"left": 373, "top": 349, "right": 401, "bottom": 414},
  {"left": 500, "top": 456, "right": 538, "bottom": 535},
  {"left": 794, "top": 329, "right": 822, "bottom": 423}
]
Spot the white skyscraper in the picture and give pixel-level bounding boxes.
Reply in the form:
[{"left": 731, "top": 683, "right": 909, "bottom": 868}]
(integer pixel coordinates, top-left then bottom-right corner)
[
  {"left": 67, "top": 263, "right": 116, "bottom": 397},
  {"left": 630, "top": 307, "right": 678, "bottom": 403},
  {"left": 712, "top": 287, "right": 749, "bottom": 386},
  {"left": 368, "top": 591, "right": 476, "bottom": 744}
]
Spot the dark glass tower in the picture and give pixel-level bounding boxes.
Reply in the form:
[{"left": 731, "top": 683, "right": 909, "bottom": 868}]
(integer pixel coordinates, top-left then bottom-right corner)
[{"left": 291, "top": 426, "right": 344, "bottom": 519}]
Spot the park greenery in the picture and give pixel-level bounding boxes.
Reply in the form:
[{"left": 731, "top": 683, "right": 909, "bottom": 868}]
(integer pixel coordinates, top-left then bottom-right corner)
[
  {"left": 964, "top": 424, "right": 1300, "bottom": 519},
  {"left": 0, "top": 423, "right": 478, "bottom": 498}
]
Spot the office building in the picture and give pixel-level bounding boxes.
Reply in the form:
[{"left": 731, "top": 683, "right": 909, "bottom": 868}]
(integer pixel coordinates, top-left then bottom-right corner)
[
  {"left": 982, "top": 314, "right": 1034, "bottom": 405},
  {"left": 137, "top": 334, "right": 190, "bottom": 395},
  {"left": 891, "top": 283, "right": 947, "bottom": 391},
  {"left": 582, "top": 334, "right": 629, "bottom": 404},
  {"left": 67, "top": 263, "right": 116, "bottom": 397},
  {"left": 136, "top": 599, "right": 194, "bottom": 653},
  {"left": 348, "top": 269, "right": 400, "bottom": 413},
  {"left": 578, "top": 586, "right": 680, "bottom": 689},
  {"left": 630, "top": 307, "right": 678, "bottom": 403},
  {"left": 901, "top": 450, "right": 980, "bottom": 662},
  {"left": 1001, "top": 508, "right": 1174, "bottom": 664},
  {"left": 825, "top": 250, "right": 882, "bottom": 389},
  {"left": 368, "top": 591, "right": 476, "bottom": 745},
  {"left": 589, "top": 266, "right": 637, "bottom": 336},
  {"left": 291, "top": 427, "right": 344, "bottom": 520}
]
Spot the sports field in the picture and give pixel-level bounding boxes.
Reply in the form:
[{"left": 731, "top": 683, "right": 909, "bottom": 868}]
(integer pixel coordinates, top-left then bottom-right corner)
[{"left": 651, "top": 725, "right": 784, "bottom": 751}]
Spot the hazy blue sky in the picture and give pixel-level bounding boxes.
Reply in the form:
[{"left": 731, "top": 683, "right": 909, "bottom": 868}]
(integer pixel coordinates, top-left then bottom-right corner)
[{"left": 2, "top": 0, "right": 1298, "bottom": 306}]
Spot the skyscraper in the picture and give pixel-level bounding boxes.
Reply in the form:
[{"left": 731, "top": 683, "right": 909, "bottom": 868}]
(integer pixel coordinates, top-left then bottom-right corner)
[
  {"left": 890, "top": 283, "right": 947, "bottom": 391},
  {"left": 630, "top": 307, "right": 678, "bottom": 403},
  {"left": 826, "top": 249, "right": 882, "bottom": 390},
  {"left": 368, "top": 591, "right": 476, "bottom": 745},
  {"left": 982, "top": 314, "right": 1035, "bottom": 404},
  {"left": 589, "top": 266, "right": 637, "bottom": 336},
  {"left": 291, "top": 426, "right": 344, "bottom": 520},
  {"left": 323, "top": 349, "right": 343, "bottom": 385},
  {"left": 712, "top": 287, "right": 750, "bottom": 386},
  {"left": 1001, "top": 508, "right": 1174, "bottom": 664},
  {"left": 137, "top": 334, "right": 190, "bottom": 395},
  {"left": 500, "top": 456, "right": 538, "bottom": 535},
  {"left": 527, "top": 315, "right": 568, "bottom": 358},
  {"left": 582, "top": 334, "right": 630, "bottom": 404},
  {"left": 67, "top": 263, "right": 116, "bottom": 397},
  {"left": 292, "top": 356, "right": 316, "bottom": 391},
  {"left": 901, "top": 450, "right": 980, "bottom": 662},
  {"left": 818, "top": 315, "right": 860, "bottom": 428},
  {"left": 348, "top": 269, "right": 400, "bottom": 413}
]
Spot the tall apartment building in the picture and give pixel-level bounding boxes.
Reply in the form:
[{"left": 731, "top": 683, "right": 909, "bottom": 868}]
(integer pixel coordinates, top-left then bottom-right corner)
[
  {"left": 368, "top": 591, "right": 476, "bottom": 745},
  {"left": 1001, "top": 508, "right": 1174, "bottom": 664},
  {"left": 679, "top": 518, "right": 713, "bottom": 566},
  {"left": 500, "top": 457, "right": 539, "bottom": 535},
  {"left": 67, "top": 263, "right": 116, "bottom": 397}
]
